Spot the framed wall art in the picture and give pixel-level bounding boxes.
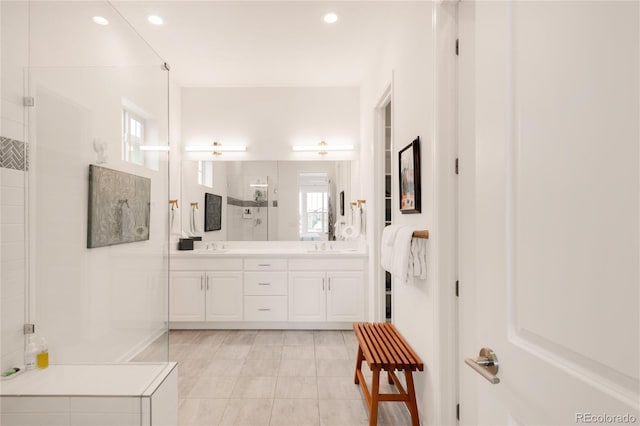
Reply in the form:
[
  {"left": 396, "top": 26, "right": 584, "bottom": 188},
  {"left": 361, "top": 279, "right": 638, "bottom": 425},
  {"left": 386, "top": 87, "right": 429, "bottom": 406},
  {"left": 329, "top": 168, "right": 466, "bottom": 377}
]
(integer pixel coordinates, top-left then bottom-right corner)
[{"left": 398, "top": 137, "right": 421, "bottom": 214}]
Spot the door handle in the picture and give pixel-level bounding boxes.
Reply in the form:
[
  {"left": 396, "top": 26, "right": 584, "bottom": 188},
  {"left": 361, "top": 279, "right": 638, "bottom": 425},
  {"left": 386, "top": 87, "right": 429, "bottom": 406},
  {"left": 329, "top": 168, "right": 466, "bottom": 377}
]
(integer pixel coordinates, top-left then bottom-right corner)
[
  {"left": 258, "top": 264, "right": 271, "bottom": 267},
  {"left": 200, "top": 275, "right": 204, "bottom": 291},
  {"left": 258, "top": 308, "right": 271, "bottom": 311},
  {"left": 258, "top": 282, "right": 271, "bottom": 286},
  {"left": 464, "top": 348, "right": 500, "bottom": 384},
  {"left": 206, "top": 276, "right": 210, "bottom": 290},
  {"left": 322, "top": 278, "right": 325, "bottom": 291},
  {"left": 328, "top": 277, "right": 331, "bottom": 291}
]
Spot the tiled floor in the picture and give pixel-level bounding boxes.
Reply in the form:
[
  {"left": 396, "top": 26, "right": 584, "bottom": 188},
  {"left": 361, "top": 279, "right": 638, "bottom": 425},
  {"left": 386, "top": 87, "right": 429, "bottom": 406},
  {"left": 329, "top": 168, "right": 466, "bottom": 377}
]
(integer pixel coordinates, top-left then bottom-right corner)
[{"left": 147, "top": 329, "right": 414, "bottom": 426}]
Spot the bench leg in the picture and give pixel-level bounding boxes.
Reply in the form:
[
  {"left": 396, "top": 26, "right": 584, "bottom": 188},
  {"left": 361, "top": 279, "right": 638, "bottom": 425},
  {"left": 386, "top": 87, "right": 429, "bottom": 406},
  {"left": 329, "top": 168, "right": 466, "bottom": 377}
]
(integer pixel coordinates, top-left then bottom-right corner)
[
  {"left": 387, "top": 370, "right": 394, "bottom": 385},
  {"left": 404, "top": 370, "right": 420, "bottom": 426},
  {"left": 369, "top": 369, "right": 380, "bottom": 426},
  {"left": 354, "top": 346, "right": 364, "bottom": 385}
]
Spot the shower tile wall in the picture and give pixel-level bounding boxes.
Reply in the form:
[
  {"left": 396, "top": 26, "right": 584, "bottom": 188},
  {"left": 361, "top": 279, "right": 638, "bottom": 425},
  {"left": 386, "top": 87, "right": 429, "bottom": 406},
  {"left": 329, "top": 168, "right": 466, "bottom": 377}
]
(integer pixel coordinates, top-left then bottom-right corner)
[{"left": 1, "top": 138, "right": 28, "bottom": 372}]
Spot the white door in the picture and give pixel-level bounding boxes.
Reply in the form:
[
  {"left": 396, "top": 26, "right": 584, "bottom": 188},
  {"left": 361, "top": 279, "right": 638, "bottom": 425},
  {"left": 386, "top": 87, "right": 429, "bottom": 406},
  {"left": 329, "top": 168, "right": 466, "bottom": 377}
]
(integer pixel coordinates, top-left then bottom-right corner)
[
  {"left": 326, "top": 271, "right": 364, "bottom": 322},
  {"left": 169, "top": 272, "right": 205, "bottom": 322},
  {"left": 459, "top": 1, "right": 639, "bottom": 424},
  {"left": 205, "top": 271, "right": 243, "bottom": 321},
  {"left": 289, "top": 272, "right": 326, "bottom": 321}
]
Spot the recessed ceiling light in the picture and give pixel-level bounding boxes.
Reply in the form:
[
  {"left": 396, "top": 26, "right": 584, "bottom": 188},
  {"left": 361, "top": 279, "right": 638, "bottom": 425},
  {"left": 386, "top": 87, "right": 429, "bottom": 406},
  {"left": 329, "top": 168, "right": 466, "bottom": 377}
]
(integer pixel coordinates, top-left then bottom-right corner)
[
  {"left": 147, "top": 15, "right": 164, "bottom": 25},
  {"left": 92, "top": 16, "right": 109, "bottom": 26},
  {"left": 323, "top": 13, "right": 338, "bottom": 24}
]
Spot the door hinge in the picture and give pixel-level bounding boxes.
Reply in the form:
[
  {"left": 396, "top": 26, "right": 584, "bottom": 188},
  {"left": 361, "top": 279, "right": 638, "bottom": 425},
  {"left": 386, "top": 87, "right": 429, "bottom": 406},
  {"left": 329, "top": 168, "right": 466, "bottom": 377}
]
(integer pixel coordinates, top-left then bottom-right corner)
[
  {"left": 23, "top": 96, "right": 35, "bottom": 107},
  {"left": 161, "top": 62, "right": 170, "bottom": 71},
  {"left": 456, "top": 403, "right": 460, "bottom": 421},
  {"left": 455, "top": 280, "right": 459, "bottom": 297},
  {"left": 455, "top": 158, "right": 459, "bottom": 175},
  {"left": 24, "top": 324, "right": 35, "bottom": 335},
  {"left": 455, "top": 39, "right": 459, "bottom": 56}
]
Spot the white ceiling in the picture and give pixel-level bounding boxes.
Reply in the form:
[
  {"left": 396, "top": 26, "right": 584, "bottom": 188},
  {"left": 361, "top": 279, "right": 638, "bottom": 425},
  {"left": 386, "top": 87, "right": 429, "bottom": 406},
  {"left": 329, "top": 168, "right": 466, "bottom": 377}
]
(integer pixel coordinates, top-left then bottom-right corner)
[{"left": 111, "top": 1, "right": 425, "bottom": 87}]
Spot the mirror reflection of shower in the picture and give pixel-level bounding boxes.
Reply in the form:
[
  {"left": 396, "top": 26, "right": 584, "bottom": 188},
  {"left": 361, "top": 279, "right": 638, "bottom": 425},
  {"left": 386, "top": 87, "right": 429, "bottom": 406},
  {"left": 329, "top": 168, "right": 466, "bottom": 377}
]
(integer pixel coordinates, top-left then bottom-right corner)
[{"left": 227, "top": 166, "right": 270, "bottom": 241}]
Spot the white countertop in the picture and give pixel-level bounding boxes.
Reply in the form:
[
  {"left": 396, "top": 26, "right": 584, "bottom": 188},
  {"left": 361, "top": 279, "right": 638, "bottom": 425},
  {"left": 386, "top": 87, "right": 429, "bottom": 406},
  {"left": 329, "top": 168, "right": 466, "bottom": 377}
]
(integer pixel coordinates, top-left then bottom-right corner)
[
  {"left": 171, "top": 248, "right": 367, "bottom": 258},
  {"left": 0, "top": 363, "right": 176, "bottom": 397}
]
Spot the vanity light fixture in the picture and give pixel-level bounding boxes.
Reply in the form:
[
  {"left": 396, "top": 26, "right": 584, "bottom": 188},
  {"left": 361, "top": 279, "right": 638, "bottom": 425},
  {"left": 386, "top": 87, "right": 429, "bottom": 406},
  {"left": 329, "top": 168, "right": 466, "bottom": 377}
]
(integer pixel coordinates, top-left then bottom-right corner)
[
  {"left": 140, "top": 145, "right": 170, "bottom": 152},
  {"left": 147, "top": 15, "right": 164, "bottom": 25},
  {"left": 323, "top": 13, "right": 338, "bottom": 24},
  {"left": 292, "top": 141, "right": 354, "bottom": 155},
  {"left": 185, "top": 141, "right": 247, "bottom": 155},
  {"left": 92, "top": 16, "right": 109, "bottom": 25},
  {"left": 250, "top": 183, "right": 269, "bottom": 188}
]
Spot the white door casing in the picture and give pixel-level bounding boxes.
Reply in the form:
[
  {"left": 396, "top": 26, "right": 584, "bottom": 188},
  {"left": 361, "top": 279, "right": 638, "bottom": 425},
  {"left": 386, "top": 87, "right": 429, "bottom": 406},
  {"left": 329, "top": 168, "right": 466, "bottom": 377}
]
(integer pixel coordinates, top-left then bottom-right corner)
[{"left": 459, "top": 1, "right": 639, "bottom": 425}]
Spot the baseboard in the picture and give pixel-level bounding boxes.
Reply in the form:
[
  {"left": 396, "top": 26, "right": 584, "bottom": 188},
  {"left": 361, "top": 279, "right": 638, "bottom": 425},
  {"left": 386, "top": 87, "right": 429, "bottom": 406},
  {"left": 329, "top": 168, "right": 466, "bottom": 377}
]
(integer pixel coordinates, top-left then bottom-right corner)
[
  {"left": 118, "top": 326, "right": 168, "bottom": 362},
  {"left": 169, "top": 321, "right": 354, "bottom": 330}
]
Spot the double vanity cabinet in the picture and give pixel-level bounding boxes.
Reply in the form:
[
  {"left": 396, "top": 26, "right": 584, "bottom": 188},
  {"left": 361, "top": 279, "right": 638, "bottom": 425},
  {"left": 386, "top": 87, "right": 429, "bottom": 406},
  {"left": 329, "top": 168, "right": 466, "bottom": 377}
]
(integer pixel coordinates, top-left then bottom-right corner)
[{"left": 169, "top": 251, "right": 366, "bottom": 329}]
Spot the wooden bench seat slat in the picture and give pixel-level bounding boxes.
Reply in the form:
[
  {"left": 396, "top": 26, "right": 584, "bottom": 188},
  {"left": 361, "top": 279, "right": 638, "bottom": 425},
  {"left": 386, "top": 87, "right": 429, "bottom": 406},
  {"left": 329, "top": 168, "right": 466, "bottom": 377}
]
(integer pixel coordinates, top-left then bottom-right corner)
[
  {"left": 382, "top": 323, "right": 424, "bottom": 371},
  {"left": 370, "top": 324, "right": 406, "bottom": 370},
  {"left": 367, "top": 324, "right": 398, "bottom": 370},
  {"left": 380, "top": 325, "right": 415, "bottom": 370},
  {"left": 378, "top": 324, "right": 412, "bottom": 370},
  {"left": 355, "top": 323, "right": 383, "bottom": 368}
]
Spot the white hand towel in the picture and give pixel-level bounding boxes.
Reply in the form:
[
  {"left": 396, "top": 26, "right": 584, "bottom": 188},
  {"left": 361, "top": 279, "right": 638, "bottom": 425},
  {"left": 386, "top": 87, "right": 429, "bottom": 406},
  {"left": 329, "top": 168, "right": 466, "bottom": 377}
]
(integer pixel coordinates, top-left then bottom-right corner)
[
  {"left": 392, "top": 226, "right": 414, "bottom": 283},
  {"left": 381, "top": 225, "right": 401, "bottom": 272},
  {"left": 410, "top": 238, "right": 427, "bottom": 279}
]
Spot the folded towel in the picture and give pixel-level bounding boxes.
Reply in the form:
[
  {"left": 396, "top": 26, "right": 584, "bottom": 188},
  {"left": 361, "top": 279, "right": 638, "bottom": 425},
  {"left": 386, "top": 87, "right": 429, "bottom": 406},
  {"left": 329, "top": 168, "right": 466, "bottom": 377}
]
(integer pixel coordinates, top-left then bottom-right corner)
[
  {"left": 381, "top": 225, "right": 401, "bottom": 272},
  {"left": 392, "top": 226, "right": 414, "bottom": 283},
  {"left": 411, "top": 238, "right": 427, "bottom": 279}
]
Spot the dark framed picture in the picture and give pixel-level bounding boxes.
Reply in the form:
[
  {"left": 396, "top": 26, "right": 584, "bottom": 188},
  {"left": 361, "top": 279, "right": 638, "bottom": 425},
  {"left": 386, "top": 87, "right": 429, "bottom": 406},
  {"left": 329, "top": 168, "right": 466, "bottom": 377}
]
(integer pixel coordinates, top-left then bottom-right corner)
[
  {"left": 204, "top": 193, "right": 222, "bottom": 231},
  {"left": 398, "top": 137, "right": 421, "bottom": 214}
]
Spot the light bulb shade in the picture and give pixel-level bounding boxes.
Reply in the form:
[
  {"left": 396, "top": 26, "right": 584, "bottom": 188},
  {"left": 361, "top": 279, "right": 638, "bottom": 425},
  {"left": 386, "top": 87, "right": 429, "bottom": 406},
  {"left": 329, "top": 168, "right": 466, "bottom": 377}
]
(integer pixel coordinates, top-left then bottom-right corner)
[
  {"left": 185, "top": 144, "right": 247, "bottom": 153},
  {"left": 140, "top": 145, "right": 170, "bottom": 152},
  {"left": 292, "top": 144, "right": 354, "bottom": 152}
]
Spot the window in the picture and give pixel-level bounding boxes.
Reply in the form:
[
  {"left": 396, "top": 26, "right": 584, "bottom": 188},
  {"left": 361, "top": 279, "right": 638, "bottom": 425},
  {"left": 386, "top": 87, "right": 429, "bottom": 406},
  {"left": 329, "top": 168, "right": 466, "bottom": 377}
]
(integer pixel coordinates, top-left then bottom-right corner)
[
  {"left": 122, "top": 109, "right": 145, "bottom": 166},
  {"left": 299, "top": 173, "right": 329, "bottom": 240},
  {"left": 198, "top": 161, "right": 214, "bottom": 188}
]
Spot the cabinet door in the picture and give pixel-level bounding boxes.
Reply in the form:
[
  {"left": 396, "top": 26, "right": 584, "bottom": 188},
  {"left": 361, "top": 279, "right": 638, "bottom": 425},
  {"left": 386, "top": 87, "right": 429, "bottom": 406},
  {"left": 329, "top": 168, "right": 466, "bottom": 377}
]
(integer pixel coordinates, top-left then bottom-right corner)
[
  {"left": 326, "top": 271, "right": 364, "bottom": 322},
  {"left": 169, "top": 271, "right": 205, "bottom": 322},
  {"left": 289, "top": 272, "right": 326, "bottom": 322},
  {"left": 205, "top": 271, "right": 243, "bottom": 321}
]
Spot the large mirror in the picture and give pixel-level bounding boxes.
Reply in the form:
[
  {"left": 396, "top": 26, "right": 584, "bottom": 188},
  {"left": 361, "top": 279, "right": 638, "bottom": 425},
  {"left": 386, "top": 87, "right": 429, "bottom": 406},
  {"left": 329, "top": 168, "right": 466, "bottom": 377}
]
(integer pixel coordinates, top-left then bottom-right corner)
[{"left": 180, "top": 160, "right": 352, "bottom": 241}]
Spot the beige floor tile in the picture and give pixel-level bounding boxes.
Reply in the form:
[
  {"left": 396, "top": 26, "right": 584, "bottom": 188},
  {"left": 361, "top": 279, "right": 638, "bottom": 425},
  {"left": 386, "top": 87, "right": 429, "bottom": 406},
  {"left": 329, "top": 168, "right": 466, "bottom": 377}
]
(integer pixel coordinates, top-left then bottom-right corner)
[
  {"left": 170, "top": 330, "right": 202, "bottom": 344},
  {"left": 315, "top": 345, "right": 350, "bottom": 360},
  {"left": 316, "top": 359, "right": 356, "bottom": 377},
  {"left": 188, "top": 376, "right": 238, "bottom": 399},
  {"left": 214, "top": 345, "right": 252, "bottom": 360},
  {"left": 203, "top": 359, "right": 244, "bottom": 377},
  {"left": 278, "top": 359, "right": 316, "bottom": 377},
  {"left": 241, "top": 358, "right": 281, "bottom": 377},
  {"left": 317, "top": 377, "right": 363, "bottom": 400},
  {"left": 223, "top": 330, "right": 258, "bottom": 345},
  {"left": 274, "top": 376, "right": 318, "bottom": 399},
  {"left": 281, "top": 345, "right": 315, "bottom": 360},
  {"left": 376, "top": 402, "right": 413, "bottom": 426},
  {"left": 176, "top": 343, "right": 219, "bottom": 360},
  {"left": 248, "top": 345, "right": 283, "bottom": 360},
  {"left": 178, "top": 376, "right": 198, "bottom": 398},
  {"left": 283, "top": 330, "right": 314, "bottom": 345},
  {"left": 178, "top": 358, "right": 210, "bottom": 377},
  {"left": 198, "top": 330, "right": 230, "bottom": 346},
  {"left": 313, "top": 331, "right": 345, "bottom": 345},
  {"left": 179, "top": 398, "right": 228, "bottom": 426},
  {"left": 219, "top": 399, "right": 273, "bottom": 426},
  {"left": 318, "top": 399, "right": 368, "bottom": 426},
  {"left": 231, "top": 376, "right": 277, "bottom": 398},
  {"left": 270, "top": 399, "right": 320, "bottom": 426},
  {"left": 344, "top": 341, "right": 360, "bottom": 358},
  {"left": 254, "top": 330, "right": 285, "bottom": 345}
]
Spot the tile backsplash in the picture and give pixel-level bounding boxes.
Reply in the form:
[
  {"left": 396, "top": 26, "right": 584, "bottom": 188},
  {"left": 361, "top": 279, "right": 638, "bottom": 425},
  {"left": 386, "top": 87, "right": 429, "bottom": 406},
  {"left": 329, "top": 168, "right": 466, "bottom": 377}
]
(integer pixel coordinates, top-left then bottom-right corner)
[{"left": 0, "top": 137, "right": 29, "bottom": 171}]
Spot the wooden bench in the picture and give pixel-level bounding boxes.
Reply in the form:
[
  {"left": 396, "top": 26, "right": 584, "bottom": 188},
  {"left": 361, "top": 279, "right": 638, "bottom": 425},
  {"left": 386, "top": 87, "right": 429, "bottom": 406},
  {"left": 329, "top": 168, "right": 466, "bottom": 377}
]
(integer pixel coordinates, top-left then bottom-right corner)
[{"left": 353, "top": 322, "right": 424, "bottom": 426}]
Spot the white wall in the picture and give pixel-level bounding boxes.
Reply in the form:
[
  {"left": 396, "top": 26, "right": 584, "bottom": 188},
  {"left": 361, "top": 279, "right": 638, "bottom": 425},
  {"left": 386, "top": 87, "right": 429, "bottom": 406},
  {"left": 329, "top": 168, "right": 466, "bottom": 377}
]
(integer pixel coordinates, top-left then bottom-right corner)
[
  {"left": 358, "top": 2, "right": 458, "bottom": 425},
  {"left": 181, "top": 87, "right": 360, "bottom": 161}
]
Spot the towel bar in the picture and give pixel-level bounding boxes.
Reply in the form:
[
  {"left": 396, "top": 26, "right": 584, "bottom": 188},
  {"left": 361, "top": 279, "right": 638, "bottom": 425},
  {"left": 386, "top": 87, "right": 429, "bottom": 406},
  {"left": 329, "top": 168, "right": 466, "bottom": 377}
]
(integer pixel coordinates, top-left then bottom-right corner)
[{"left": 411, "top": 230, "right": 429, "bottom": 239}]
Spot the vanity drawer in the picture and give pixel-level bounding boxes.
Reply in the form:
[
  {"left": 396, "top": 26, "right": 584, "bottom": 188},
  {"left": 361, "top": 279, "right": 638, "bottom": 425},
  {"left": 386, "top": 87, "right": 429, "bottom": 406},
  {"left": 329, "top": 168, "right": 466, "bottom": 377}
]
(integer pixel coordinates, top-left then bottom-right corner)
[
  {"left": 288, "top": 258, "right": 364, "bottom": 271},
  {"left": 244, "top": 272, "right": 288, "bottom": 296},
  {"left": 172, "top": 258, "right": 243, "bottom": 271},
  {"left": 244, "top": 296, "right": 287, "bottom": 321},
  {"left": 244, "top": 258, "right": 287, "bottom": 271}
]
